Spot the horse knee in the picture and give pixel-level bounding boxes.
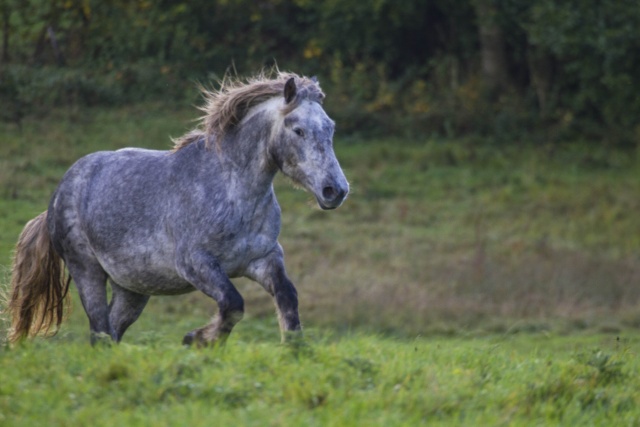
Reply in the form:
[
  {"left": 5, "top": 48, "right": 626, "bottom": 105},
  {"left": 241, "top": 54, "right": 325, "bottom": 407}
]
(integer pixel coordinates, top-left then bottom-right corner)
[
  {"left": 220, "top": 290, "right": 244, "bottom": 318},
  {"left": 213, "top": 291, "right": 243, "bottom": 336}
]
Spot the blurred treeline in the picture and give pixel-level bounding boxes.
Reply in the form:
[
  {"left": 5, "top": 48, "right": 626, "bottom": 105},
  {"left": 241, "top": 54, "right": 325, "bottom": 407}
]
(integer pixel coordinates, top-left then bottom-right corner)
[{"left": 1, "top": 0, "right": 639, "bottom": 143}]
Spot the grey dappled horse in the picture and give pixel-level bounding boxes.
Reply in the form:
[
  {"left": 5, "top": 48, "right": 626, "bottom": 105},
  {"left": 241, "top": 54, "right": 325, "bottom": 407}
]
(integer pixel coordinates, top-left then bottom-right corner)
[{"left": 6, "top": 72, "right": 348, "bottom": 346}]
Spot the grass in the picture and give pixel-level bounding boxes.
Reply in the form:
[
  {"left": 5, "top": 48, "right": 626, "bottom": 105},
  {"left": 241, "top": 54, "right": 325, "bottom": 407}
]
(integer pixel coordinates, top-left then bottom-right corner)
[
  {"left": 1, "top": 325, "right": 639, "bottom": 426},
  {"left": 1, "top": 104, "right": 640, "bottom": 425}
]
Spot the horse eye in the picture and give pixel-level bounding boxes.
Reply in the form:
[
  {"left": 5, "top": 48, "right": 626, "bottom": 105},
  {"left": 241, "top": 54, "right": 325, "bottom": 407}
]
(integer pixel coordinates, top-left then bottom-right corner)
[{"left": 293, "top": 128, "right": 305, "bottom": 138}]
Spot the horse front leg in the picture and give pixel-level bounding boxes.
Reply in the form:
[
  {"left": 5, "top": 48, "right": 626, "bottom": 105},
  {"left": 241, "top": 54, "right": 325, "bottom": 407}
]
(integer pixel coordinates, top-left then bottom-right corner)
[
  {"left": 246, "top": 245, "right": 301, "bottom": 342},
  {"left": 176, "top": 249, "right": 244, "bottom": 347}
]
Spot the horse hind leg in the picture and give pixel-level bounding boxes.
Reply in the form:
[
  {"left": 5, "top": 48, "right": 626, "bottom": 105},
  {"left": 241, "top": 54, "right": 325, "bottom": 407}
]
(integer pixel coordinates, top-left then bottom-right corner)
[
  {"left": 108, "top": 281, "right": 150, "bottom": 342},
  {"left": 64, "top": 259, "right": 112, "bottom": 344}
]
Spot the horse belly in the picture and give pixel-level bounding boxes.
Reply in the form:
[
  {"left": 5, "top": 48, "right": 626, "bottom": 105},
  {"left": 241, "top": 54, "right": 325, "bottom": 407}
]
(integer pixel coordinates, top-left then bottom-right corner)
[
  {"left": 97, "top": 249, "right": 194, "bottom": 296},
  {"left": 112, "top": 271, "right": 195, "bottom": 296}
]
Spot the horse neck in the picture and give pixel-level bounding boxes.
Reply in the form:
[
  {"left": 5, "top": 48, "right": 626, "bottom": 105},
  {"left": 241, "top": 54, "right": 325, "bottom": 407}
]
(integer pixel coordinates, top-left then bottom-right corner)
[{"left": 218, "top": 112, "right": 279, "bottom": 199}]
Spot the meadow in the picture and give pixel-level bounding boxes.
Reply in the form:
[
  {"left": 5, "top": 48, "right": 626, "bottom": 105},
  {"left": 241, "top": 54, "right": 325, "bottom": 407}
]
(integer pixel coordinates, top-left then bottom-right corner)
[
  {"left": 1, "top": 105, "right": 640, "bottom": 425},
  {"left": 1, "top": 329, "right": 638, "bottom": 426}
]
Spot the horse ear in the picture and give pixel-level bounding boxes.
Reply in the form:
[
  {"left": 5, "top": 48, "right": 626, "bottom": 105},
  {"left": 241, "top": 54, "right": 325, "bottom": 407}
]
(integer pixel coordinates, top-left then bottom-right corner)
[
  {"left": 284, "top": 77, "right": 297, "bottom": 104},
  {"left": 311, "top": 75, "right": 318, "bottom": 83}
]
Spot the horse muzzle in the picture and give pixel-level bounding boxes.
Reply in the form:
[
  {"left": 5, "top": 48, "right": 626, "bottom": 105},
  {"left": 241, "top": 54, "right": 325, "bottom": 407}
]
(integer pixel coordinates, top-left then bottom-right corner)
[{"left": 317, "top": 181, "right": 349, "bottom": 210}]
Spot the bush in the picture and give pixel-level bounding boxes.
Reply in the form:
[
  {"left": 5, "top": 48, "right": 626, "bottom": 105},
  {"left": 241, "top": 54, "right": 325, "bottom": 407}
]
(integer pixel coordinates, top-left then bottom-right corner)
[
  {"left": 2, "top": 0, "right": 640, "bottom": 143},
  {"left": 0, "top": 66, "right": 116, "bottom": 123}
]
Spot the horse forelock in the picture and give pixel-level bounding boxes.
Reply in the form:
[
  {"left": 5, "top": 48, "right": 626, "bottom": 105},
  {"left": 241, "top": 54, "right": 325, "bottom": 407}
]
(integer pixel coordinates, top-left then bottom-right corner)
[{"left": 172, "top": 71, "right": 324, "bottom": 151}]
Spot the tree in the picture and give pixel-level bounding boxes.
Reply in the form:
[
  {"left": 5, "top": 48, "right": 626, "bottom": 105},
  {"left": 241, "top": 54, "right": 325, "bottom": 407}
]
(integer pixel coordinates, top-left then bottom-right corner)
[{"left": 472, "top": 0, "right": 510, "bottom": 95}]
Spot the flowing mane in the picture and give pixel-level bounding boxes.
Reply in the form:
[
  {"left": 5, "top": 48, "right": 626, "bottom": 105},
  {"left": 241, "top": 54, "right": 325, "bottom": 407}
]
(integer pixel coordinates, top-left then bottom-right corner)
[{"left": 173, "top": 71, "right": 325, "bottom": 151}]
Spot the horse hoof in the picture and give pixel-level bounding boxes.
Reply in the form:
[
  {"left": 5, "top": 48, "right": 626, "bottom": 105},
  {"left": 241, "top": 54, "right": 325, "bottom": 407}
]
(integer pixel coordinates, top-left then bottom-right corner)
[
  {"left": 183, "top": 330, "right": 209, "bottom": 347},
  {"left": 91, "top": 332, "right": 114, "bottom": 347},
  {"left": 182, "top": 332, "right": 195, "bottom": 346}
]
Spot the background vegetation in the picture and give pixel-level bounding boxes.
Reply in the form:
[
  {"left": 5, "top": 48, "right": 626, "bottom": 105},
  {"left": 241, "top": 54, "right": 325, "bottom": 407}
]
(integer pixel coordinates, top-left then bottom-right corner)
[{"left": 2, "top": 0, "right": 640, "bottom": 143}]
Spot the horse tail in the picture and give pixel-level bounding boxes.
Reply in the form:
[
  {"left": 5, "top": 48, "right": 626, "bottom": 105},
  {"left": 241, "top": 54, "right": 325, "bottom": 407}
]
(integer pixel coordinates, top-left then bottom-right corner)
[{"left": 5, "top": 211, "right": 70, "bottom": 343}]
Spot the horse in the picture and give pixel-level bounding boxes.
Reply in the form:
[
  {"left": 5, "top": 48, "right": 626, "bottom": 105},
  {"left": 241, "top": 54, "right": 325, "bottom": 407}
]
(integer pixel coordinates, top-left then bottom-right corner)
[{"left": 5, "top": 71, "right": 349, "bottom": 346}]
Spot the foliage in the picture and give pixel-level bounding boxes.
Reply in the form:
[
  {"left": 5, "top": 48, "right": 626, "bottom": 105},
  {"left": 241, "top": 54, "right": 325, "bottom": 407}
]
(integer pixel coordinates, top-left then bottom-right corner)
[
  {"left": 498, "top": 0, "right": 640, "bottom": 143},
  {"left": 1, "top": 1, "right": 640, "bottom": 143}
]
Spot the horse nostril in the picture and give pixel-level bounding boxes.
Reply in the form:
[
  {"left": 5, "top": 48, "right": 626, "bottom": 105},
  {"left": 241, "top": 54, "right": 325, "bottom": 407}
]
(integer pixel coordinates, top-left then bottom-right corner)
[{"left": 322, "top": 186, "right": 337, "bottom": 201}]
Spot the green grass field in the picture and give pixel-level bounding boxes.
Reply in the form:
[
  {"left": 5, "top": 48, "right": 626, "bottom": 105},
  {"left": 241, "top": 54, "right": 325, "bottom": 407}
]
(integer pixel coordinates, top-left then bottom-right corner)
[
  {"left": 1, "top": 105, "right": 640, "bottom": 425},
  {"left": 1, "top": 329, "right": 639, "bottom": 426}
]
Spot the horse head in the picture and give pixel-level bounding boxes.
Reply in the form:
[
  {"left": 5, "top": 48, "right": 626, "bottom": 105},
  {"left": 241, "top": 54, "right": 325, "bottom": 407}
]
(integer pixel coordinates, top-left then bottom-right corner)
[{"left": 269, "top": 77, "right": 349, "bottom": 210}]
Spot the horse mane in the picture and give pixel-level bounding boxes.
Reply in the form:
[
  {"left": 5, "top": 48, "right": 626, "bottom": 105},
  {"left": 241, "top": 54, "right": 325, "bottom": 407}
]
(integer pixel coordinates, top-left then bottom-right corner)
[{"left": 173, "top": 70, "right": 325, "bottom": 151}]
